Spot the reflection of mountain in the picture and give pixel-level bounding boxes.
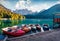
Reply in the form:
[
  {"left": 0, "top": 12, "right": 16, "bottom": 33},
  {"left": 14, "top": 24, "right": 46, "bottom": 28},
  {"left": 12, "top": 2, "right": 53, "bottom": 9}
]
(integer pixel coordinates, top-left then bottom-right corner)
[
  {"left": 0, "top": 4, "right": 25, "bottom": 20},
  {"left": 25, "top": 4, "right": 60, "bottom": 19},
  {"left": 14, "top": 9, "right": 33, "bottom": 15}
]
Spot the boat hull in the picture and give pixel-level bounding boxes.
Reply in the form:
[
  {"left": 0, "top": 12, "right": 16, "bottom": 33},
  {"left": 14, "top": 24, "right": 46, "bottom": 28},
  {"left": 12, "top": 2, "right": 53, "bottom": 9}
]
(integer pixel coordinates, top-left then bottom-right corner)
[{"left": 2, "top": 30, "right": 25, "bottom": 37}]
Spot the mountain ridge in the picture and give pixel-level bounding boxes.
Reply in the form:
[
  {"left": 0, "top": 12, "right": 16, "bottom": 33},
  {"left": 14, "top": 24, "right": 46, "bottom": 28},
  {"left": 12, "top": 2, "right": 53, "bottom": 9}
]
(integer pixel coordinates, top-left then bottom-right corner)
[
  {"left": 14, "top": 9, "right": 33, "bottom": 15},
  {"left": 24, "top": 4, "right": 60, "bottom": 19}
]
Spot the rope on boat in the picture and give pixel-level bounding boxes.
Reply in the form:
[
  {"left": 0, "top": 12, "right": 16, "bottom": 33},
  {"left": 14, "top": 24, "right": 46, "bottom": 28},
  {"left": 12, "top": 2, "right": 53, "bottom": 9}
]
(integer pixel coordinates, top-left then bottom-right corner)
[{"left": 3, "top": 35, "right": 8, "bottom": 41}]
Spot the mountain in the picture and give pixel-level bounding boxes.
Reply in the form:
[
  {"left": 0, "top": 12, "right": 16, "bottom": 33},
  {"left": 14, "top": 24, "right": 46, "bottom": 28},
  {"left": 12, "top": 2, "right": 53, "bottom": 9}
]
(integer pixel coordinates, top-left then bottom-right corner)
[
  {"left": 25, "top": 4, "right": 60, "bottom": 19},
  {"left": 14, "top": 9, "right": 33, "bottom": 15},
  {"left": 0, "top": 4, "right": 25, "bottom": 20}
]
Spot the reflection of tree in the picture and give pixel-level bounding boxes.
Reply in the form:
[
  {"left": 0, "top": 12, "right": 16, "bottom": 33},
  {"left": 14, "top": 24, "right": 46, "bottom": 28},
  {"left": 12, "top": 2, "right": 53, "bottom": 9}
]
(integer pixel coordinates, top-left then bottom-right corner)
[
  {"left": 0, "top": 20, "right": 23, "bottom": 33},
  {"left": 0, "top": 20, "right": 5, "bottom": 33},
  {"left": 0, "top": 20, "right": 4, "bottom": 28},
  {"left": 0, "top": 20, "right": 23, "bottom": 28},
  {"left": 11, "top": 20, "right": 19, "bottom": 26},
  {"left": 2, "top": 20, "right": 19, "bottom": 27}
]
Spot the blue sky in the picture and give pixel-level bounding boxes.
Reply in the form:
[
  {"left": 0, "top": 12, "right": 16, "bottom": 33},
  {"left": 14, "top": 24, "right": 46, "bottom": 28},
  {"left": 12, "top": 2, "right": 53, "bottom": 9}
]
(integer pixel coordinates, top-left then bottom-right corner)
[{"left": 0, "top": 0, "right": 60, "bottom": 12}]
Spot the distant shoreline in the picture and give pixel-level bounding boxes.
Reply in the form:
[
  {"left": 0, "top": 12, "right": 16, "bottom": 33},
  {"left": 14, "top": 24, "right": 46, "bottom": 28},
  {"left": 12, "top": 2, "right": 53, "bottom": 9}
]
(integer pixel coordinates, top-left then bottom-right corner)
[
  {"left": 0, "top": 18, "right": 25, "bottom": 20},
  {"left": 0, "top": 18, "right": 8, "bottom": 20}
]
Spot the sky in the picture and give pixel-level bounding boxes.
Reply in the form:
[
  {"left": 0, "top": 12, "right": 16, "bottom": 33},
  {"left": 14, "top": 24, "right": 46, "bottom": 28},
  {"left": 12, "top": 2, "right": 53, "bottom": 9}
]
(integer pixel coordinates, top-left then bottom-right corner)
[{"left": 0, "top": 0, "right": 60, "bottom": 12}]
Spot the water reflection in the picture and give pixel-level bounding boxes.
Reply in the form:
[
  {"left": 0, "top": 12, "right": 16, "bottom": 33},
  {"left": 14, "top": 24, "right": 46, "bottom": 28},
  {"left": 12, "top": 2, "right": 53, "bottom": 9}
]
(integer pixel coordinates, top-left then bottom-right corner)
[
  {"left": 0, "top": 19, "right": 53, "bottom": 33},
  {"left": 0, "top": 20, "right": 22, "bottom": 33},
  {"left": 0, "top": 20, "right": 22, "bottom": 28}
]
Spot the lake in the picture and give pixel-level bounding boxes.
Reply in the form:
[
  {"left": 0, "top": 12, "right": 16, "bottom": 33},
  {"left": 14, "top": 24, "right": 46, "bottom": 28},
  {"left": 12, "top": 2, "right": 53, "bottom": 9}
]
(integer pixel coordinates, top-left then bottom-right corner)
[{"left": 0, "top": 19, "right": 53, "bottom": 33}]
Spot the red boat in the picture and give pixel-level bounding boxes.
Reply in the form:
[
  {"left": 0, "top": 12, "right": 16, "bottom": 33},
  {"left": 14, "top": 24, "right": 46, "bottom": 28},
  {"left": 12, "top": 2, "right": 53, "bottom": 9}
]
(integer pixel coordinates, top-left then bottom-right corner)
[{"left": 2, "top": 28, "right": 25, "bottom": 37}]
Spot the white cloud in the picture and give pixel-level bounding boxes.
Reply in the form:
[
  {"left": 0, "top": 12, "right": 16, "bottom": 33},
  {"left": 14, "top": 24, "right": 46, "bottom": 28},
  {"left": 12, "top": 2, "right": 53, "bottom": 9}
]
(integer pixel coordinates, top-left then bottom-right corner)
[
  {"left": 0, "top": 0, "right": 60, "bottom": 12},
  {"left": 15, "top": 0, "right": 31, "bottom": 10},
  {"left": 28, "top": 4, "right": 50, "bottom": 12},
  {"left": 15, "top": 0, "right": 59, "bottom": 12},
  {"left": 0, "top": 0, "right": 9, "bottom": 5},
  {"left": 56, "top": 0, "right": 60, "bottom": 4},
  {"left": 0, "top": 0, "right": 14, "bottom": 11},
  {"left": 0, "top": 0, "right": 11, "bottom": 8},
  {"left": 0, "top": 0, "right": 6, "bottom": 4},
  {"left": 15, "top": 0, "right": 53, "bottom": 12}
]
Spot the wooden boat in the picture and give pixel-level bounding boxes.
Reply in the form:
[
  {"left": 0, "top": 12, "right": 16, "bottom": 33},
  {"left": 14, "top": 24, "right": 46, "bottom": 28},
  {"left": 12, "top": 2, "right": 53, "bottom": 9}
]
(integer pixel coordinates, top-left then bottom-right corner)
[
  {"left": 30, "top": 25, "right": 36, "bottom": 32},
  {"left": 2, "top": 24, "right": 43, "bottom": 37},
  {"left": 2, "top": 27, "right": 25, "bottom": 37},
  {"left": 35, "top": 24, "right": 41, "bottom": 31},
  {"left": 21, "top": 24, "right": 31, "bottom": 33},
  {"left": 22, "top": 27, "right": 31, "bottom": 33},
  {"left": 43, "top": 24, "right": 49, "bottom": 31}
]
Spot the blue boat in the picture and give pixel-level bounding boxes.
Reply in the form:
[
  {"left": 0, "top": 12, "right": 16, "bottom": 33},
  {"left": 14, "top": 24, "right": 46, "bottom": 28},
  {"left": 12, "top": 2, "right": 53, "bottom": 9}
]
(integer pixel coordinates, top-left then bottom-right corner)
[{"left": 43, "top": 24, "right": 49, "bottom": 31}]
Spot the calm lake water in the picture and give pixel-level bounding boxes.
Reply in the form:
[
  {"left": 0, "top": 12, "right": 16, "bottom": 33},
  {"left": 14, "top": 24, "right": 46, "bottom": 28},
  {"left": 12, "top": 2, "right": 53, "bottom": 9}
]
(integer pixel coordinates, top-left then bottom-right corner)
[{"left": 0, "top": 19, "right": 53, "bottom": 33}]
